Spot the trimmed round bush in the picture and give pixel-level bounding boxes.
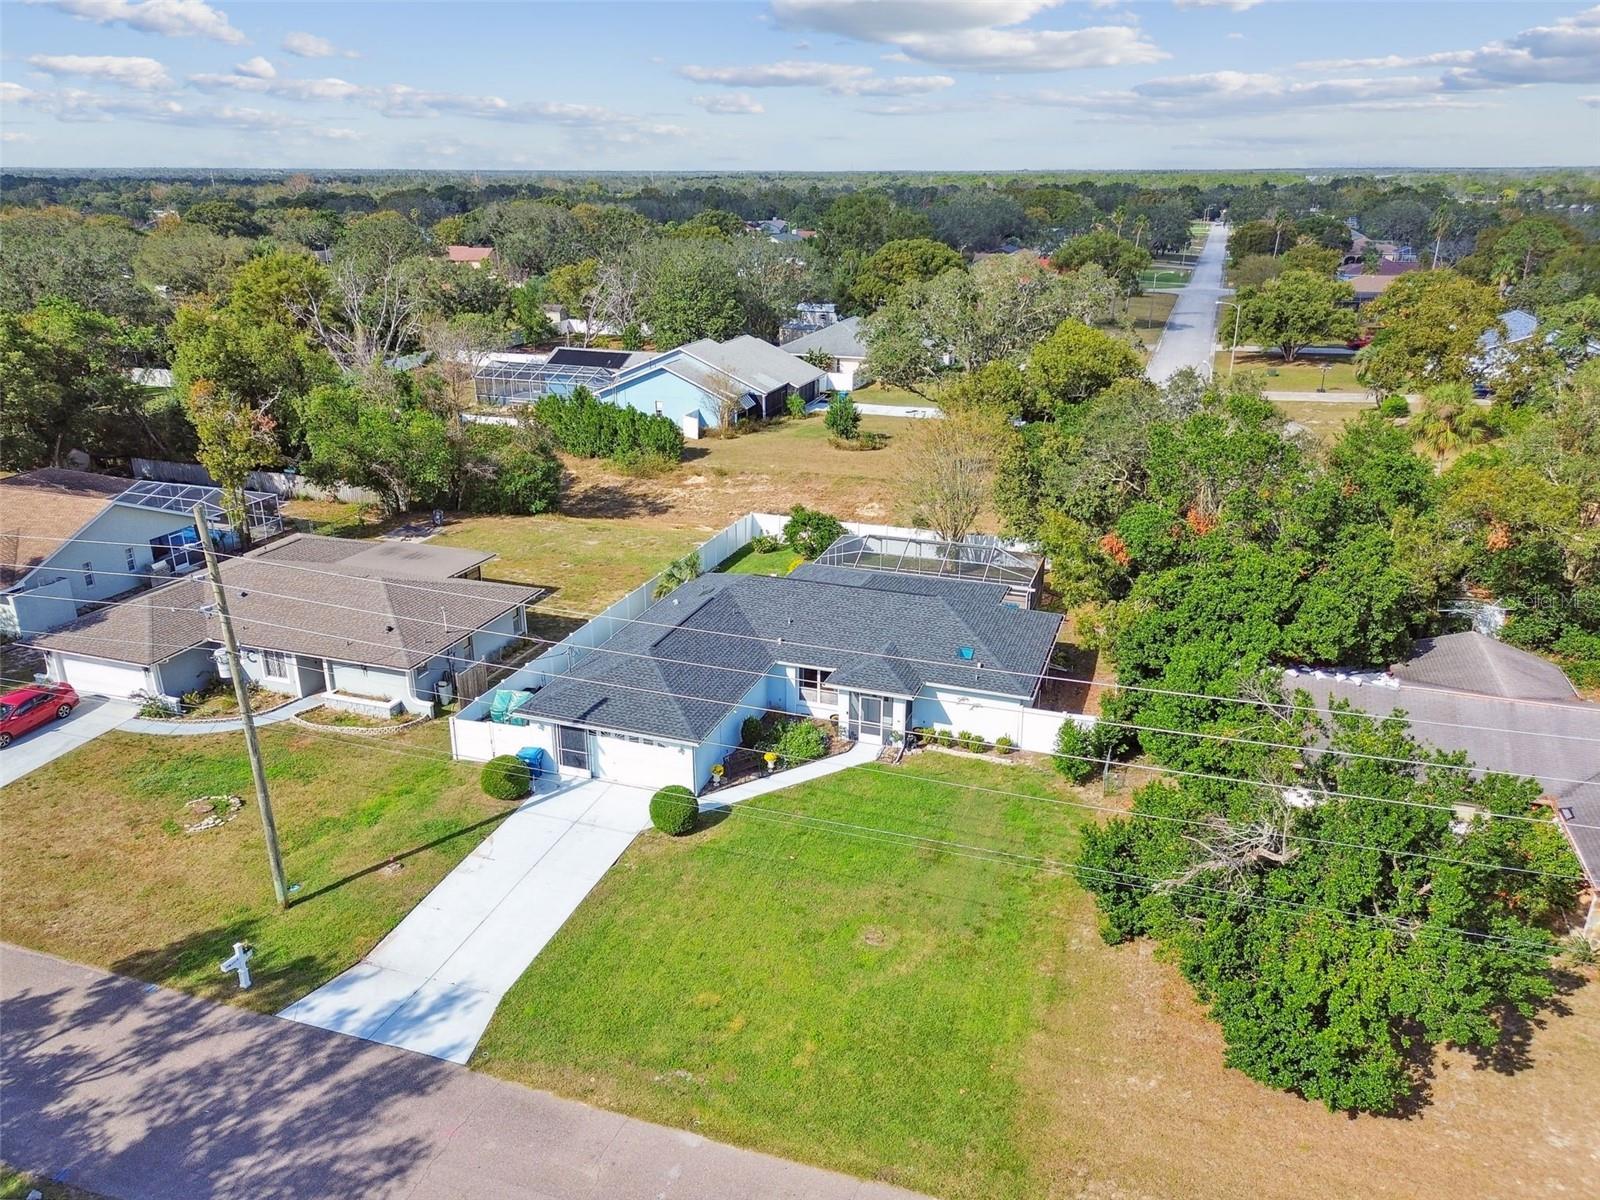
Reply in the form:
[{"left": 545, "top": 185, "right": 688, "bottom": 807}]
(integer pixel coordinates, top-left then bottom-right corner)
[
  {"left": 481, "top": 754, "right": 531, "bottom": 801},
  {"left": 1378, "top": 394, "right": 1411, "bottom": 419},
  {"left": 650, "top": 785, "right": 698, "bottom": 836},
  {"left": 993, "top": 735, "right": 1015, "bottom": 755}
]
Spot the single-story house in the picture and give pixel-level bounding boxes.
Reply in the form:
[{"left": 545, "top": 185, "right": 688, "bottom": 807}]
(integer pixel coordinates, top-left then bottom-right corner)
[
  {"left": 472, "top": 346, "right": 657, "bottom": 406},
  {"left": 445, "top": 245, "right": 494, "bottom": 268},
  {"left": 33, "top": 533, "right": 539, "bottom": 713},
  {"left": 0, "top": 470, "right": 283, "bottom": 638},
  {"left": 1471, "top": 308, "right": 1540, "bottom": 377},
  {"left": 1289, "top": 631, "right": 1600, "bottom": 915},
  {"left": 477, "top": 557, "right": 1062, "bottom": 793},
  {"left": 598, "top": 335, "right": 826, "bottom": 437},
  {"left": 779, "top": 301, "right": 840, "bottom": 344},
  {"left": 782, "top": 316, "right": 867, "bottom": 393}
]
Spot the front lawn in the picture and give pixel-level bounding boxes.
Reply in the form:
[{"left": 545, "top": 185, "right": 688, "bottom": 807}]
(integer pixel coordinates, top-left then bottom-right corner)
[
  {"left": 0, "top": 721, "right": 505, "bottom": 1013},
  {"left": 473, "top": 753, "right": 1087, "bottom": 1199},
  {"left": 1213, "top": 349, "right": 1365, "bottom": 392}
]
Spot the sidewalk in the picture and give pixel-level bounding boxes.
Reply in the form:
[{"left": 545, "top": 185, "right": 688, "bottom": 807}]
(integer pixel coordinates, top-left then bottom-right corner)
[
  {"left": 704, "top": 742, "right": 880, "bottom": 808},
  {"left": 0, "top": 943, "right": 923, "bottom": 1200}
]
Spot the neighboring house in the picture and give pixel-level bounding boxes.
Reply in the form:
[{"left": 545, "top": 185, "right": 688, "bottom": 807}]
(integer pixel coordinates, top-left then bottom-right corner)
[
  {"left": 598, "top": 335, "right": 826, "bottom": 437},
  {"left": 1289, "top": 631, "right": 1600, "bottom": 918},
  {"left": 782, "top": 316, "right": 867, "bottom": 392},
  {"left": 33, "top": 533, "right": 539, "bottom": 713},
  {"left": 124, "top": 367, "right": 174, "bottom": 390},
  {"left": 0, "top": 470, "right": 283, "bottom": 638},
  {"left": 465, "top": 543, "right": 1060, "bottom": 794},
  {"left": 780, "top": 301, "right": 840, "bottom": 344},
  {"left": 473, "top": 346, "right": 656, "bottom": 406},
  {"left": 445, "top": 245, "right": 494, "bottom": 268},
  {"left": 1471, "top": 308, "right": 1539, "bottom": 377}
]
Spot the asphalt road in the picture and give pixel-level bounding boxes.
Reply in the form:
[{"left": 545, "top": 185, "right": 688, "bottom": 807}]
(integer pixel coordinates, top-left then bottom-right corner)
[
  {"left": 1146, "top": 222, "right": 1230, "bottom": 383},
  {"left": 0, "top": 944, "right": 923, "bottom": 1200}
]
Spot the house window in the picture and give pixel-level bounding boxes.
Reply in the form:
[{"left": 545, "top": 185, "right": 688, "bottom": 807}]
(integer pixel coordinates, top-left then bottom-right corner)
[
  {"left": 82, "top": 562, "right": 95, "bottom": 587},
  {"left": 798, "top": 666, "right": 836, "bottom": 703},
  {"left": 125, "top": 547, "right": 138, "bottom": 572},
  {"left": 261, "top": 650, "right": 289, "bottom": 679}
]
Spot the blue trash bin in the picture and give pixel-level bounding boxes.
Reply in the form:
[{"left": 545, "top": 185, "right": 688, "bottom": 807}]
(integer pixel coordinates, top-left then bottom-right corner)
[{"left": 515, "top": 746, "right": 549, "bottom": 781}]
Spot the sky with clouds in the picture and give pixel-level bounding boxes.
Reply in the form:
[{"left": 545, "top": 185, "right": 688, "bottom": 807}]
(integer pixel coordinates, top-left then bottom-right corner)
[{"left": 1, "top": 0, "right": 1598, "bottom": 170}]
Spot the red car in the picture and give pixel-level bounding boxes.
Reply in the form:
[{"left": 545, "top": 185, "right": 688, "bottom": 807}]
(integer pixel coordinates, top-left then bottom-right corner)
[{"left": 0, "top": 683, "right": 79, "bottom": 748}]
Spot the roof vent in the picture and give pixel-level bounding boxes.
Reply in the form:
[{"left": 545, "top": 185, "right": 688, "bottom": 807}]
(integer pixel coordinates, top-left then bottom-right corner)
[{"left": 957, "top": 646, "right": 975, "bottom": 661}]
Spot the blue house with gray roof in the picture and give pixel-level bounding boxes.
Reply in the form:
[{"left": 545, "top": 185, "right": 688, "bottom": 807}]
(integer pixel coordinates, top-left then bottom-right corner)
[
  {"left": 598, "top": 335, "right": 826, "bottom": 438},
  {"left": 484, "top": 558, "right": 1062, "bottom": 793}
]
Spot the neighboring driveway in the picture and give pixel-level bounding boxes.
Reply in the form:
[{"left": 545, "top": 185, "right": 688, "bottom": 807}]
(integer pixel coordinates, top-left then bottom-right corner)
[
  {"left": 281, "top": 777, "right": 648, "bottom": 1064},
  {"left": 1146, "top": 221, "right": 1231, "bottom": 383},
  {"left": 0, "top": 696, "right": 136, "bottom": 788},
  {"left": 1, "top": 943, "right": 923, "bottom": 1200}
]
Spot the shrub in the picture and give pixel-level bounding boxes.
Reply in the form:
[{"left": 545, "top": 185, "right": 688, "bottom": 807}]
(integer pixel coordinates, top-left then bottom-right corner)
[
  {"left": 824, "top": 391, "right": 860, "bottom": 440},
  {"left": 611, "top": 447, "right": 679, "bottom": 478},
  {"left": 993, "top": 735, "right": 1015, "bottom": 755},
  {"left": 910, "top": 725, "right": 933, "bottom": 747},
  {"left": 783, "top": 504, "right": 846, "bottom": 560},
  {"left": 956, "top": 730, "right": 986, "bottom": 753},
  {"left": 935, "top": 728, "right": 954, "bottom": 748},
  {"left": 786, "top": 391, "right": 809, "bottom": 419},
  {"left": 1378, "top": 394, "right": 1410, "bottom": 419},
  {"left": 650, "top": 784, "right": 698, "bottom": 836},
  {"left": 740, "top": 715, "right": 764, "bottom": 748},
  {"left": 1054, "top": 721, "right": 1103, "bottom": 784},
  {"left": 533, "top": 385, "right": 684, "bottom": 465},
  {"left": 749, "top": 533, "right": 783, "bottom": 554},
  {"left": 481, "top": 754, "right": 531, "bottom": 800},
  {"left": 773, "top": 719, "right": 828, "bottom": 765},
  {"left": 460, "top": 423, "right": 562, "bottom": 514}
]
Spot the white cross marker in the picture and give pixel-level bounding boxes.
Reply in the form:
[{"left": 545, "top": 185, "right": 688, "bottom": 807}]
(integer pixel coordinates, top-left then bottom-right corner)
[{"left": 220, "top": 942, "right": 254, "bottom": 989}]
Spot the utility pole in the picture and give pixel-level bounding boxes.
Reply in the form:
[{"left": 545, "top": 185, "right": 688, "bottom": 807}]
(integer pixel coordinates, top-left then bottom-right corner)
[{"left": 192, "top": 503, "right": 288, "bottom": 909}]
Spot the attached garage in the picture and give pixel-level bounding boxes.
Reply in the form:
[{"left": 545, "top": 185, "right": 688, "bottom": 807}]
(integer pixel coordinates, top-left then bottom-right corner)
[
  {"left": 590, "top": 732, "right": 693, "bottom": 791},
  {"left": 48, "top": 652, "right": 152, "bottom": 701}
]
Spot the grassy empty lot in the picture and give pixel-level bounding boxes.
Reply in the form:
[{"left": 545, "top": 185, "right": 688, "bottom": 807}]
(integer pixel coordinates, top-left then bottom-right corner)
[
  {"left": 472, "top": 752, "right": 1599, "bottom": 1200},
  {"left": 0, "top": 721, "right": 504, "bottom": 1013},
  {"left": 1137, "top": 267, "right": 1191, "bottom": 288},
  {"left": 1214, "top": 349, "right": 1364, "bottom": 392},
  {"left": 1274, "top": 396, "right": 1391, "bottom": 442}
]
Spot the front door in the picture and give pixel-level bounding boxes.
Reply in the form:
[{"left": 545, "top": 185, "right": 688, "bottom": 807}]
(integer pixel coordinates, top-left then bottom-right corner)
[
  {"left": 556, "top": 724, "right": 591, "bottom": 773},
  {"left": 849, "top": 694, "right": 886, "bottom": 743}
]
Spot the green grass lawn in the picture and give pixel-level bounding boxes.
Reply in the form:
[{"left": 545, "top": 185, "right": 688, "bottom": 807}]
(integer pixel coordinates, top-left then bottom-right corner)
[
  {"left": 716, "top": 543, "right": 806, "bottom": 577},
  {"left": 472, "top": 753, "right": 1088, "bottom": 1199},
  {"left": 1214, "top": 349, "right": 1365, "bottom": 392},
  {"left": 1137, "top": 267, "right": 1191, "bottom": 288},
  {"left": 848, "top": 381, "right": 940, "bottom": 408},
  {"left": 0, "top": 721, "right": 506, "bottom": 1013}
]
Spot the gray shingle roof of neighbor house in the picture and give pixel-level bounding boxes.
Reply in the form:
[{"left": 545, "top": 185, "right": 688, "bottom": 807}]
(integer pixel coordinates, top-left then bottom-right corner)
[
  {"left": 515, "top": 567, "right": 1063, "bottom": 743},
  {"left": 780, "top": 316, "right": 867, "bottom": 360},
  {"left": 676, "top": 335, "right": 827, "bottom": 393},
  {"left": 0, "top": 469, "right": 133, "bottom": 587},
  {"left": 250, "top": 533, "right": 496, "bottom": 580},
  {"left": 34, "top": 539, "right": 540, "bottom": 672},
  {"left": 1293, "top": 633, "right": 1600, "bottom": 886}
]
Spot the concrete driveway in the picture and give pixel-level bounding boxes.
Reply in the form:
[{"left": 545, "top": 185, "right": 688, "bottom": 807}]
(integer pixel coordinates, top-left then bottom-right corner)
[
  {"left": 0, "top": 696, "right": 137, "bottom": 788},
  {"left": 1146, "top": 221, "right": 1231, "bottom": 383},
  {"left": 281, "top": 777, "right": 648, "bottom": 1063}
]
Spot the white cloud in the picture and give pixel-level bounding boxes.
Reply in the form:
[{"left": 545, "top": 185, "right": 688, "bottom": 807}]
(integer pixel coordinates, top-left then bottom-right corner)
[
  {"left": 1300, "top": 51, "right": 1475, "bottom": 71},
  {"left": 32, "top": 0, "right": 244, "bottom": 44},
  {"left": 1172, "top": 0, "right": 1268, "bottom": 11},
  {"left": 233, "top": 55, "right": 276, "bottom": 79},
  {"left": 281, "top": 30, "right": 359, "bottom": 60},
  {"left": 694, "top": 92, "right": 766, "bottom": 114},
  {"left": 2, "top": 131, "right": 37, "bottom": 143},
  {"left": 1014, "top": 70, "right": 1478, "bottom": 119},
  {"left": 26, "top": 53, "right": 172, "bottom": 90},
  {"left": 1584, "top": 94, "right": 1600, "bottom": 107},
  {"left": 770, "top": 0, "right": 1165, "bottom": 71},
  {"left": 1442, "top": 6, "right": 1600, "bottom": 89},
  {"left": 188, "top": 70, "right": 366, "bottom": 102},
  {"left": 679, "top": 59, "right": 953, "bottom": 95},
  {"left": 0, "top": 82, "right": 40, "bottom": 103}
]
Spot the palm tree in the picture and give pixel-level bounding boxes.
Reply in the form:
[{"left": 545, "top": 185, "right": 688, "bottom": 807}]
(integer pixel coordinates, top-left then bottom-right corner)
[
  {"left": 1428, "top": 203, "right": 1453, "bottom": 268},
  {"left": 651, "top": 550, "right": 701, "bottom": 600},
  {"left": 1131, "top": 213, "right": 1150, "bottom": 251},
  {"left": 1411, "top": 385, "right": 1488, "bottom": 465},
  {"left": 1111, "top": 205, "right": 1128, "bottom": 238}
]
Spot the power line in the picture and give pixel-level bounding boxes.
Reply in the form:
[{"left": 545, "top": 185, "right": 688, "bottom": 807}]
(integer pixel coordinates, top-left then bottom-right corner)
[
  {"left": 14, "top": 580, "right": 1600, "bottom": 832},
  {"left": 16, "top": 557, "right": 1600, "bottom": 790},
  {"left": 10, "top": 529, "right": 1599, "bottom": 737}
]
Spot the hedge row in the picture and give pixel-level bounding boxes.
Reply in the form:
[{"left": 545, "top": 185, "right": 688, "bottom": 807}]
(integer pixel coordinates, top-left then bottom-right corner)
[{"left": 534, "top": 385, "right": 684, "bottom": 463}]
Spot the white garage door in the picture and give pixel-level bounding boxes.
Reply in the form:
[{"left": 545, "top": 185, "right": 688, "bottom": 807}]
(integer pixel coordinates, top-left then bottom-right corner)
[
  {"left": 58, "top": 655, "right": 150, "bottom": 701},
  {"left": 590, "top": 733, "right": 690, "bottom": 790}
]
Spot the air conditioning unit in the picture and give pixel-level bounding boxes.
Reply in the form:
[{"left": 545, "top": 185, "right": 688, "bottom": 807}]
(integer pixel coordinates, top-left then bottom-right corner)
[{"left": 148, "top": 559, "right": 174, "bottom": 578}]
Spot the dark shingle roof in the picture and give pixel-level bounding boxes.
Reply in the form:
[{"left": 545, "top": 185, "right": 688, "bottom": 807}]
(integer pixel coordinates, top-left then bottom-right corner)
[
  {"left": 35, "top": 547, "right": 538, "bottom": 671},
  {"left": 1392, "top": 632, "right": 1577, "bottom": 701},
  {"left": 517, "top": 568, "right": 1062, "bottom": 742},
  {"left": 0, "top": 469, "right": 131, "bottom": 587}
]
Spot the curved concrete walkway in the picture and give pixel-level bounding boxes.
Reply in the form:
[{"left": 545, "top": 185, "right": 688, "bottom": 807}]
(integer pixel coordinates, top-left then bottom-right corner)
[
  {"left": 2, "top": 943, "right": 924, "bottom": 1200},
  {"left": 122, "top": 694, "right": 323, "bottom": 736}
]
